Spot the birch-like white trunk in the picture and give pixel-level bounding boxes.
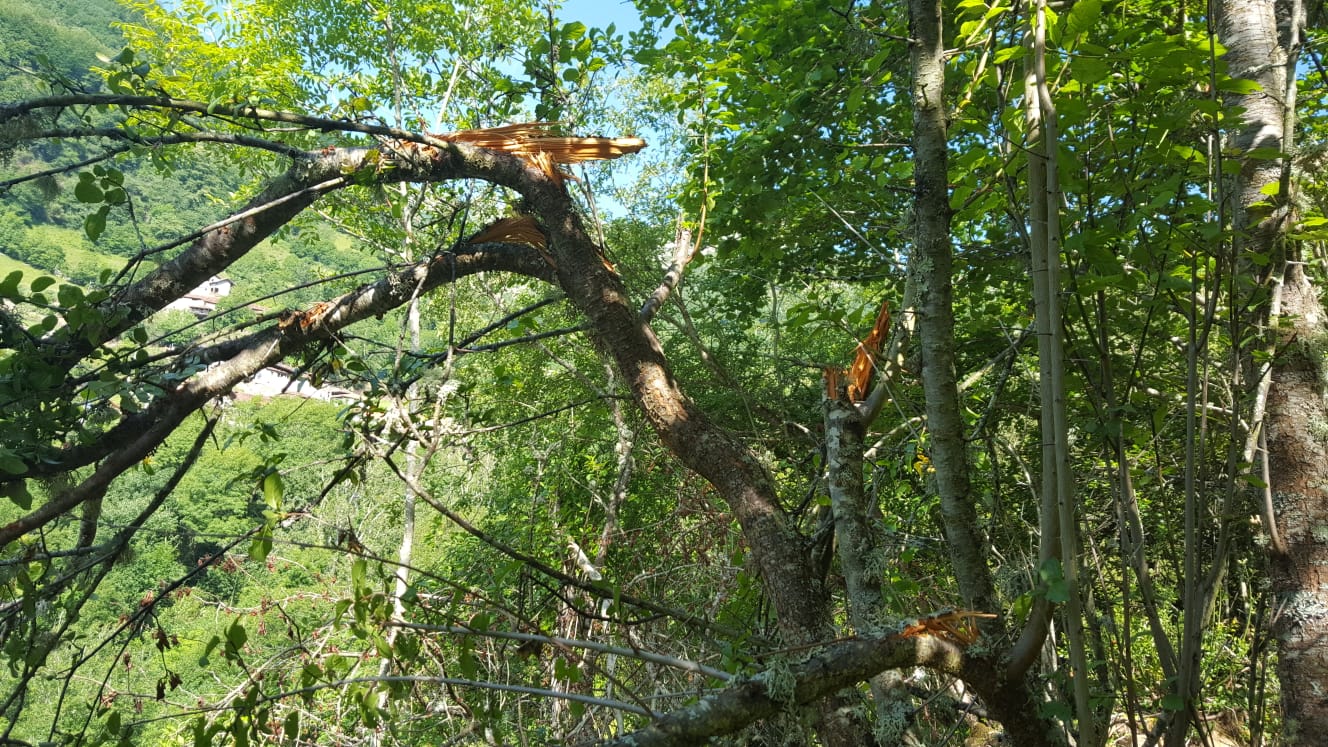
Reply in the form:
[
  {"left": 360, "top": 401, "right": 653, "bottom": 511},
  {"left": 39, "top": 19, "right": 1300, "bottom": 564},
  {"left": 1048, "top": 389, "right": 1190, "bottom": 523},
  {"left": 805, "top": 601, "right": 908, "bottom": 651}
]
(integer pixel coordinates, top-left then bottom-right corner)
[{"left": 1215, "top": 0, "right": 1328, "bottom": 741}]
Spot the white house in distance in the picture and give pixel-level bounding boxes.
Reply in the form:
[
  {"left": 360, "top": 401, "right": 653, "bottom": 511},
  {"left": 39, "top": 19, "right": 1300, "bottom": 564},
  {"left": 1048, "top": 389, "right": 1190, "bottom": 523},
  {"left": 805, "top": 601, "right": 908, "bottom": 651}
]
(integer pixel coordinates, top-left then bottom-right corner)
[
  {"left": 165, "top": 274, "right": 235, "bottom": 318},
  {"left": 163, "top": 276, "right": 360, "bottom": 402},
  {"left": 233, "top": 362, "right": 360, "bottom": 403}
]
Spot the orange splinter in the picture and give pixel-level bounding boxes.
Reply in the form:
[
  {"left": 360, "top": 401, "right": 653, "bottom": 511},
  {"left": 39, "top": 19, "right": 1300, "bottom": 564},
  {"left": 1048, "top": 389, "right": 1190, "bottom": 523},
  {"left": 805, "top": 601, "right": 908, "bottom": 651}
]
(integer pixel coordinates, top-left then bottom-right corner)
[
  {"left": 896, "top": 609, "right": 998, "bottom": 646},
  {"left": 466, "top": 216, "right": 547, "bottom": 249},
  {"left": 432, "top": 122, "right": 646, "bottom": 183},
  {"left": 846, "top": 299, "right": 891, "bottom": 402}
]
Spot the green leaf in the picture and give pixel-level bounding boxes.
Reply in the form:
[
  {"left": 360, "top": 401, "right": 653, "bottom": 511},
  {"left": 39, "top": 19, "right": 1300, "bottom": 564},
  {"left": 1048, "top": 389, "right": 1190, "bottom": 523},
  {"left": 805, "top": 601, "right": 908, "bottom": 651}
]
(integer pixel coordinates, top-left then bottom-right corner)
[
  {"left": 85, "top": 209, "right": 108, "bottom": 242},
  {"left": 1062, "top": 0, "right": 1102, "bottom": 40},
  {"left": 249, "top": 531, "right": 272, "bottom": 562},
  {"left": 1218, "top": 77, "right": 1262, "bottom": 94},
  {"left": 1012, "top": 591, "right": 1033, "bottom": 622},
  {"left": 1161, "top": 693, "right": 1186, "bottom": 711},
  {"left": 1040, "top": 701, "right": 1074, "bottom": 722},
  {"left": 300, "top": 663, "right": 322, "bottom": 690},
  {"left": 74, "top": 177, "right": 104, "bottom": 204},
  {"left": 199, "top": 635, "right": 221, "bottom": 665},
  {"left": 1043, "top": 6, "right": 1060, "bottom": 39},
  {"left": 262, "top": 471, "right": 284, "bottom": 510},
  {"left": 225, "top": 619, "right": 248, "bottom": 654},
  {"left": 58, "top": 284, "right": 85, "bottom": 308},
  {"left": 1241, "top": 473, "right": 1268, "bottom": 488},
  {"left": 554, "top": 656, "right": 575, "bottom": 680},
  {"left": 231, "top": 713, "right": 250, "bottom": 747},
  {"left": 2, "top": 478, "right": 32, "bottom": 509},
  {"left": 283, "top": 712, "right": 299, "bottom": 743},
  {"left": 0, "top": 271, "right": 21, "bottom": 299},
  {"left": 1039, "top": 558, "right": 1070, "bottom": 603},
  {"left": 1170, "top": 144, "right": 1202, "bottom": 162},
  {"left": 29, "top": 276, "right": 56, "bottom": 293}
]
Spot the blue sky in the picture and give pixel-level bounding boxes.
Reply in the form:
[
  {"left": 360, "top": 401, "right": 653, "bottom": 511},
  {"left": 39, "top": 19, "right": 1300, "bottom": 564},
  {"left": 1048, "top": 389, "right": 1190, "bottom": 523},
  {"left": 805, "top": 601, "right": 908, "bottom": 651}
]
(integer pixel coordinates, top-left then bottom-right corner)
[{"left": 558, "top": 0, "right": 645, "bottom": 33}]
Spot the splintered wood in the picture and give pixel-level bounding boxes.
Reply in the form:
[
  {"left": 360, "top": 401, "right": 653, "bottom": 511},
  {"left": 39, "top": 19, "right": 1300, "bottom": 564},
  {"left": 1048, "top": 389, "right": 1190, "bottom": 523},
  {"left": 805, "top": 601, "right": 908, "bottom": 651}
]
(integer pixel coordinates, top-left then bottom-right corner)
[
  {"left": 434, "top": 123, "right": 644, "bottom": 270},
  {"left": 277, "top": 301, "right": 331, "bottom": 333},
  {"left": 431, "top": 122, "right": 646, "bottom": 183},
  {"left": 824, "top": 298, "right": 892, "bottom": 402},
  {"left": 465, "top": 216, "right": 547, "bottom": 249},
  {"left": 464, "top": 215, "right": 556, "bottom": 267},
  {"left": 846, "top": 299, "right": 891, "bottom": 402},
  {"left": 896, "top": 609, "right": 997, "bottom": 646}
]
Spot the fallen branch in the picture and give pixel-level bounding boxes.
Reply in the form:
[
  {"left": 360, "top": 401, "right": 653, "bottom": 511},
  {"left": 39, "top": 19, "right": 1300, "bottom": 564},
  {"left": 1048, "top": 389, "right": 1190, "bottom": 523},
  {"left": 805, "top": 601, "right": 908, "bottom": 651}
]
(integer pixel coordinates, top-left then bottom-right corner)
[
  {"left": 640, "top": 226, "right": 699, "bottom": 323},
  {"left": 599, "top": 633, "right": 964, "bottom": 746}
]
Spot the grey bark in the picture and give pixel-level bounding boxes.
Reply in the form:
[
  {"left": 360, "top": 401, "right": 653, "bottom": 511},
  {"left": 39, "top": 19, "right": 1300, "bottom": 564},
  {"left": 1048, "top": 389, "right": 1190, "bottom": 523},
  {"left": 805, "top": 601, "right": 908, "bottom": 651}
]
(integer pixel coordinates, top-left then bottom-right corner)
[
  {"left": 600, "top": 634, "right": 965, "bottom": 747},
  {"left": 907, "top": 0, "right": 996, "bottom": 618},
  {"left": 1023, "top": 4, "right": 1098, "bottom": 743},
  {"left": 1215, "top": 0, "right": 1328, "bottom": 742},
  {"left": 824, "top": 394, "right": 914, "bottom": 737},
  {"left": 903, "top": 2, "right": 1061, "bottom": 744}
]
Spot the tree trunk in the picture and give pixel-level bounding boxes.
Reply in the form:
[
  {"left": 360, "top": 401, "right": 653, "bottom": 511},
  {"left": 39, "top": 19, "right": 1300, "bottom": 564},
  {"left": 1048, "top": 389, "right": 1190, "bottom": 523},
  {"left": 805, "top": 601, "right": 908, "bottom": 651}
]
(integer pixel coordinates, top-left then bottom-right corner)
[
  {"left": 526, "top": 144, "right": 873, "bottom": 746},
  {"left": 1023, "top": 5, "right": 1098, "bottom": 741},
  {"left": 1214, "top": 0, "right": 1328, "bottom": 742},
  {"left": 825, "top": 394, "right": 916, "bottom": 739},
  {"left": 904, "top": 2, "right": 1060, "bottom": 744},
  {"left": 906, "top": 0, "right": 996, "bottom": 619},
  {"left": 1265, "top": 265, "right": 1328, "bottom": 744}
]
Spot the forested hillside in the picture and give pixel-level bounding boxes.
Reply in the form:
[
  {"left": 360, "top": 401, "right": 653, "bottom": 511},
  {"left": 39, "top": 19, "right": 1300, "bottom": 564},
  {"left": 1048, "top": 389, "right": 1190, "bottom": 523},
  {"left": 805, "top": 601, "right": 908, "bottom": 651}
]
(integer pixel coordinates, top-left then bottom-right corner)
[
  {"left": 0, "top": 0, "right": 385, "bottom": 326},
  {"left": 1, "top": 0, "right": 1325, "bottom": 745}
]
